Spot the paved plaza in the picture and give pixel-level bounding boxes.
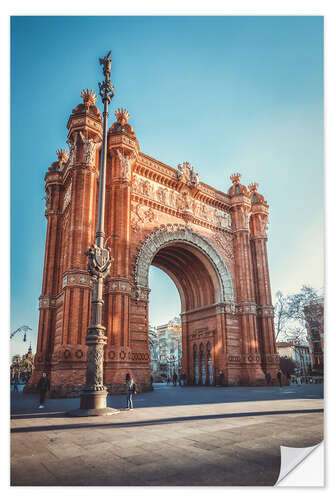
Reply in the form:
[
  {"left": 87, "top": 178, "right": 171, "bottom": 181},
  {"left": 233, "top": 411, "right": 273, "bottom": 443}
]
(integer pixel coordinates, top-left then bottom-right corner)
[{"left": 10, "top": 383, "right": 324, "bottom": 486}]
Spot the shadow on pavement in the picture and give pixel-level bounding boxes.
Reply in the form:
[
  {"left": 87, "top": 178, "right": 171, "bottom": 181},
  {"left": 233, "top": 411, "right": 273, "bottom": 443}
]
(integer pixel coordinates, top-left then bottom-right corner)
[{"left": 11, "top": 408, "right": 323, "bottom": 433}]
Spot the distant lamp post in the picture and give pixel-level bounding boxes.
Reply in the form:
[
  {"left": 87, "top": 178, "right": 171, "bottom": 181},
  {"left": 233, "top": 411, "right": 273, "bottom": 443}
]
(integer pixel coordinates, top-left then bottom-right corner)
[{"left": 69, "top": 52, "right": 118, "bottom": 417}]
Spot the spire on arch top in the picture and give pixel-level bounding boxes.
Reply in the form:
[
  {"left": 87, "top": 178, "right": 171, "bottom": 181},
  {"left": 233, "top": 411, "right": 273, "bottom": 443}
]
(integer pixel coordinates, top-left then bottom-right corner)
[
  {"left": 248, "top": 182, "right": 268, "bottom": 206},
  {"left": 228, "top": 172, "right": 249, "bottom": 196},
  {"left": 81, "top": 89, "right": 98, "bottom": 109}
]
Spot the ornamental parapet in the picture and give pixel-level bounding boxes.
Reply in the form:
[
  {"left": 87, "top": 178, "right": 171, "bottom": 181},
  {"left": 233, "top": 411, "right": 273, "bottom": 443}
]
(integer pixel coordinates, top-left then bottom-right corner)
[
  {"left": 107, "top": 278, "right": 132, "bottom": 294},
  {"left": 67, "top": 111, "right": 103, "bottom": 142},
  {"left": 38, "top": 295, "right": 57, "bottom": 309},
  {"left": 262, "top": 353, "right": 280, "bottom": 364},
  {"left": 62, "top": 272, "right": 94, "bottom": 289},
  {"left": 108, "top": 132, "right": 140, "bottom": 154},
  {"left": 241, "top": 353, "right": 262, "bottom": 364},
  {"left": 257, "top": 305, "right": 274, "bottom": 317}
]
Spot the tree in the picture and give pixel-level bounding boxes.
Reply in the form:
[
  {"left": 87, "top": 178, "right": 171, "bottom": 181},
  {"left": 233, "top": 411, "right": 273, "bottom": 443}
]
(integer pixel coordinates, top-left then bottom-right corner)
[
  {"left": 274, "top": 285, "right": 323, "bottom": 344},
  {"left": 279, "top": 356, "right": 296, "bottom": 375},
  {"left": 274, "top": 291, "right": 289, "bottom": 341}
]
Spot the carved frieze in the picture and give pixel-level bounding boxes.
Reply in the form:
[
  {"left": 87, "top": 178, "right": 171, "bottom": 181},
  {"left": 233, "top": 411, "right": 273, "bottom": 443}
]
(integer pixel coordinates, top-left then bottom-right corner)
[
  {"left": 39, "top": 297, "right": 50, "bottom": 309},
  {"left": 62, "top": 273, "right": 94, "bottom": 289},
  {"left": 132, "top": 173, "right": 231, "bottom": 228}
]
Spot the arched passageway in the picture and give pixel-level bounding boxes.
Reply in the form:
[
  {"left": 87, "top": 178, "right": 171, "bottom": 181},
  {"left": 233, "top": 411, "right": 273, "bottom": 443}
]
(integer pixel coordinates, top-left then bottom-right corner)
[{"left": 136, "top": 225, "right": 234, "bottom": 386}]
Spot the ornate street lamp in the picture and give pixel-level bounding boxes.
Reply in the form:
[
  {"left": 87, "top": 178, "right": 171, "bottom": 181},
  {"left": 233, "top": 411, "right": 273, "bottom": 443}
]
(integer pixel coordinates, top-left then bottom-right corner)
[{"left": 69, "top": 52, "right": 118, "bottom": 416}]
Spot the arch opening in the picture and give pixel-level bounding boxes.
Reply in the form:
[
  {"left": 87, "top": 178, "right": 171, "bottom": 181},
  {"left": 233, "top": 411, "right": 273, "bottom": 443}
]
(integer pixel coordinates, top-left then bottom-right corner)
[{"left": 141, "top": 226, "right": 235, "bottom": 387}]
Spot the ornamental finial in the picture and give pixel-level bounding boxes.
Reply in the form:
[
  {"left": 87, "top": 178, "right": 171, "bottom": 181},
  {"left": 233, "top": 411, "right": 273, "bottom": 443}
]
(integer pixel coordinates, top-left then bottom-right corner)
[
  {"left": 115, "top": 108, "right": 130, "bottom": 127},
  {"left": 81, "top": 89, "right": 98, "bottom": 109},
  {"left": 248, "top": 183, "right": 259, "bottom": 192},
  {"left": 56, "top": 148, "right": 69, "bottom": 166},
  {"left": 230, "top": 172, "right": 242, "bottom": 184},
  {"left": 99, "top": 50, "right": 112, "bottom": 80}
]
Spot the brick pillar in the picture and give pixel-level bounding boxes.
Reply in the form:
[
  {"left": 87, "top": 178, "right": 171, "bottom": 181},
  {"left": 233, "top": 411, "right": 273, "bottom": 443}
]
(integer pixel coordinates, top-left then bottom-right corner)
[
  {"left": 103, "top": 118, "right": 144, "bottom": 390},
  {"left": 32, "top": 164, "right": 63, "bottom": 384},
  {"left": 32, "top": 94, "right": 105, "bottom": 396},
  {"left": 229, "top": 173, "right": 265, "bottom": 385},
  {"left": 249, "top": 183, "right": 280, "bottom": 378}
]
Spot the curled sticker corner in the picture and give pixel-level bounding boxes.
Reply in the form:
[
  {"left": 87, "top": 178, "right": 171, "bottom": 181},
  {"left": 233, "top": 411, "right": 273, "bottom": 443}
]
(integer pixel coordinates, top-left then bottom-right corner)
[{"left": 276, "top": 442, "right": 322, "bottom": 485}]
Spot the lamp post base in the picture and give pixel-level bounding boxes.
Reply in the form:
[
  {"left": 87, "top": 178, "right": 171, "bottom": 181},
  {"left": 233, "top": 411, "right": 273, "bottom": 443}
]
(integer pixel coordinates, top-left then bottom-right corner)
[
  {"left": 67, "top": 407, "right": 119, "bottom": 417},
  {"left": 67, "top": 389, "right": 119, "bottom": 417}
]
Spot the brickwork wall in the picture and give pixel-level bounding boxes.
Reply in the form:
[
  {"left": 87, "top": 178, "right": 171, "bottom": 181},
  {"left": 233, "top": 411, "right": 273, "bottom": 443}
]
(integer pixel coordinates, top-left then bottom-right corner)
[{"left": 28, "top": 99, "right": 279, "bottom": 396}]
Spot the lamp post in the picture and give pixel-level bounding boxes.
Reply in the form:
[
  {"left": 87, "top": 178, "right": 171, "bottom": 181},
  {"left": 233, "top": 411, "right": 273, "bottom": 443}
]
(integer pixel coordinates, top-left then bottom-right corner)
[{"left": 69, "top": 52, "right": 117, "bottom": 416}]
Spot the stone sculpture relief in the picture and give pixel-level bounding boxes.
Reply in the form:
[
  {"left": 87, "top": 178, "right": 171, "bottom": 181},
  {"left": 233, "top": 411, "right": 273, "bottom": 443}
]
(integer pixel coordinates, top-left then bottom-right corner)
[
  {"left": 66, "top": 133, "right": 78, "bottom": 169},
  {"left": 79, "top": 131, "right": 101, "bottom": 167},
  {"left": 63, "top": 183, "right": 72, "bottom": 211},
  {"left": 116, "top": 149, "right": 136, "bottom": 181},
  {"left": 177, "top": 161, "right": 200, "bottom": 187},
  {"left": 131, "top": 202, "right": 157, "bottom": 232},
  {"left": 212, "top": 230, "right": 234, "bottom": 260},
  {"left": 131, "top": 173, "right": 231, "bottom": 228}
]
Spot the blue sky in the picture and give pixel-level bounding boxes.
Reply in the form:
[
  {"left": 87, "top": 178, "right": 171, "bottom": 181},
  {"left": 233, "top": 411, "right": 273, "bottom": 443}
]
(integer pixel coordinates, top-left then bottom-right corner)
[{"left": 10, "top": 16, "right": 323, "bottom": 356}]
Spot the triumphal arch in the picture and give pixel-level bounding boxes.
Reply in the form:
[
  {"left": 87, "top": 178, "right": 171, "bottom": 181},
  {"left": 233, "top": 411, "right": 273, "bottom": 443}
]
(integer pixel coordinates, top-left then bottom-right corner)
[{"left": 30, "top": 89, "right": 279, "bottom": 396}]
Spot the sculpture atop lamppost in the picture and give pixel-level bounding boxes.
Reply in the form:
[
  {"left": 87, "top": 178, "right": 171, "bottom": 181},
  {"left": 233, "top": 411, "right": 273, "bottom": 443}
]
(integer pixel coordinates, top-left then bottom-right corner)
[{"left": 69, "top": 52, "right": 117, "bottom": 416}]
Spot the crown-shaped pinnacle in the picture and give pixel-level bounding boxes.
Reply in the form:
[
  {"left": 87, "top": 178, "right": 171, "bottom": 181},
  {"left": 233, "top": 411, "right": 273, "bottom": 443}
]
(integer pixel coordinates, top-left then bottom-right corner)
[
  {"left": 81, "top": 89, "right": 98, "bottom": 108},
  {"left": 248, "top": 183, "right": 259, "bottom": 192},
  {"left": 230, "top": 172, "right": 242, "bottom": 184},
  {"left": 56, "top": 148, "right": 69, "bottom": 164},
  {"left": 115, "top": 108, "right": 130, "bottom": 127}
]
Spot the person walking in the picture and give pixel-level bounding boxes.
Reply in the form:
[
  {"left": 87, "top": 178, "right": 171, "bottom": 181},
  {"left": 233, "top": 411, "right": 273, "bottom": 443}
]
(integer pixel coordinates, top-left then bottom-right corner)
[
  {"left": 126, "top": 376, "right": 136, "bottom": 410},
  {"left": 286, "top": 371, "right": 291, "bottom": 385},
  {"left": 173, "top": 372, "right": 178, "bottom": 386},
  {"left": 218, "top": 370, "right": 224, "bottom": 386},
  {"left": 277, "top": 370, "right": 282, "bottom": 387},
  {"left": 37, "top": 372, "right": 50, "bottom": 408},
  {"left": 265, "top": 372, "right": 272, "bottom": 385},
  {"left": 13, "top": 374, "right": 19, "bottom": 392}
]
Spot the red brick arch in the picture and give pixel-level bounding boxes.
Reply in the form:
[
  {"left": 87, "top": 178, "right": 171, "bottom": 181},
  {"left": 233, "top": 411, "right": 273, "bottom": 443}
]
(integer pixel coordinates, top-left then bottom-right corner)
[{"left": 29, "top": 96, "right": 279, "bottom": 396}]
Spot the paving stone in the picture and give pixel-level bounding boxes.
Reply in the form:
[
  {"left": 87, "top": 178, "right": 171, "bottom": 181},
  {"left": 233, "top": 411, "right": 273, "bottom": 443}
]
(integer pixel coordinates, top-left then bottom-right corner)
[{"left": 10, "top": 384, "right": 324, "bottom": 486}]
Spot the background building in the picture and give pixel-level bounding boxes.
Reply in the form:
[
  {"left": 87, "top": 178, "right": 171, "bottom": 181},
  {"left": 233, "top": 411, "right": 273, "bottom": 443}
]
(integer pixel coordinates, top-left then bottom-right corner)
[
  {"left": 148, "top": 325, "right": 160, "bottom": 381},
  {"left": 10, "top": 344, "right": 35, "bottom": 382},
  {"left": 276, "top": 341, "right": 312, "bottom": 377},
  {"left": 157, "top": 317, "right": 182, "bottom": 381},
  {"left": 148, "top": 317, "right": 182, "bottom": 382},
  {"left": 304, "top": 298, "right": 324, "bottom": 376}
]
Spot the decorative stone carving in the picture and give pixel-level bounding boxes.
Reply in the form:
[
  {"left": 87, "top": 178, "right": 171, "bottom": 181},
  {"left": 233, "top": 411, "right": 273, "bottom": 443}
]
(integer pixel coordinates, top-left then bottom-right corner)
[
  {"left": 131, "top": 202, "right": 157, "bottom": 232},
  {"left": 260, "top": 215, "right": 269, "bottom": 236},
  {"left": 134, "top": 224, "right": 234, "bottom": 302},
  {"left": 63, "top": 183, "right": 72, "bottom": 211},
  {"left": 66, "top": 133, "right": 77, "bottom": 169},
  {"left": 213, "top": 208, "right": 232, "bottom": 229},
  {"left": 79, "top": 131, "right": 101, "bottom": 167},
  {"left": 56, "top": 148, "right": 69, "bottom": 170},
  {"left": 116, "top": 149, "right": 136, "bottom": 181},
  {"left": 45, "top": 188, "right": 51, "bottom": 210},
  {"left": 177, "top": 161, "right": 200, "bottom": 187},
  {"left": 212, "top": 231, "right": 234, "bottom": 260},
  {"left": 85, "top": 344, "right": 104, "bottom": 388}
]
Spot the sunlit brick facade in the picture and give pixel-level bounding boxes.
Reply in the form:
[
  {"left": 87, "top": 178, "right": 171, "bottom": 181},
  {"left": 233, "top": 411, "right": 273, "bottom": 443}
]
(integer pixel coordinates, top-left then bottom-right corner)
[{"left": 28, "top": 91, "right": 279, "bottom": 396}]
